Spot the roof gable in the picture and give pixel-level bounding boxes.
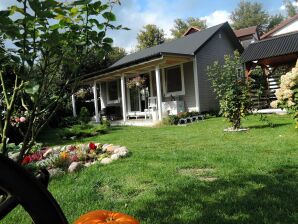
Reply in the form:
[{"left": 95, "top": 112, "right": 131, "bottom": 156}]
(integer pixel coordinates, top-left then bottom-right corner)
[
  {"left": 110, "top": 22, "right": 233, "bottom": 69},
  {"left": 183, "top": 27, "right": 201, "bottom": 36},
  {"left": 261, "top": 13, "right": 298, "bottom": 39},
  {"left": 234, "top": 26, "right": 257, "bottom": 38}
]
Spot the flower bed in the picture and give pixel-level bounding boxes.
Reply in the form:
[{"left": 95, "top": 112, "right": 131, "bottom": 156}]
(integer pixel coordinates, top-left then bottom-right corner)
[{"left": 20, "top": 143, "right": 129, "bottom": 176}]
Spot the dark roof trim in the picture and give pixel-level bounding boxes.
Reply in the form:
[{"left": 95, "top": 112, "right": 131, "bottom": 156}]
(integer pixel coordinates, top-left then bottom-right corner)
[{"left": 241, "top": 31, "right": 298, "bottom": 63}]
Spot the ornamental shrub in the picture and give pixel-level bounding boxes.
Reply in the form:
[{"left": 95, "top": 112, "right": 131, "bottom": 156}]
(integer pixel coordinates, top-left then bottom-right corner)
[
  {"left": 207, "top": 51, "right": 251, "bottom": 129},
  {"left": 271, "top": 60, "right": 298, "bottom": 128},
  {"left": 78, "top": 107, "right": 90, "bottom": 124}
]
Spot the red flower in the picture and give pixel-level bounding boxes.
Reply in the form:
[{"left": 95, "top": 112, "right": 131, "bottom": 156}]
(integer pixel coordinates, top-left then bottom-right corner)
[
  {"left": 70, "top": 155, "right": 78, "bottom": 162},
  {"left": 68, "top": 146, "right": 77, "bottom": 151},
  {"left": 30, "top": 152, "right": 42, "bottom": 161},
  {"left": 89, "top": 142, "right": 96, "bottom": 151},
  {"left": 22, "top": 156, "right": 31, "bottom": 165}
]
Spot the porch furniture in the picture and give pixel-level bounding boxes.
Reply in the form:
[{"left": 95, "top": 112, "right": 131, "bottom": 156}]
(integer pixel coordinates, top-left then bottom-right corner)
[
  {"left": 127, "top": 111, "right": 151, "bottom": 120},
  {"left": 162, "top": 101, "right": 184, "bottom": 115},
  {"left": 0, "top": 154, "right": 68, "bottom": 224},
  {"left": 148, "top": 97, "right": 157, "bottom": 110}
]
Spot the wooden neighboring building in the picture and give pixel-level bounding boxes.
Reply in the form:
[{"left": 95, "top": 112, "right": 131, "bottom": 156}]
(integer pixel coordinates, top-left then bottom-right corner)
[
  {"left": 242, "top": 32, "right": 298, "bottom": 108},
  {"left": 234, "top": 26, "right": 260, "bottom": 48}
]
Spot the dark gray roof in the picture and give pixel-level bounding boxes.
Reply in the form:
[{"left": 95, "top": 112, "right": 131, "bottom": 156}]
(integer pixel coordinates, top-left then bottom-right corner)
[
  {"left": 110, "top": 22, "right": 231, "bottom": 69},
  {"left": 241, "top": 32, "right": 298, "bottom": 63}
]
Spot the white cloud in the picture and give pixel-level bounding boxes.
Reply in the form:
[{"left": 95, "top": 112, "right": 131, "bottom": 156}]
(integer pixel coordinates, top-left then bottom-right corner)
[
  {"left": 280, "top": 5, "right": 286, "bottom": 10},
  {"left": 280, "top": 1, "right": 298, "bottom": 10},
  {"left": 200, "top": 10, "right": 231, "bottom": 27},
  {"left": 108, "top": 0, "right": 232, "bottom": 52}
]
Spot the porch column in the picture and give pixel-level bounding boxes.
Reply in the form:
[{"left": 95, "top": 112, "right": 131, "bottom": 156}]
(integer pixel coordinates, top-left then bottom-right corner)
[
  {"left": 121, "top": 74, "right": 127, "bottom": 122},
  {"left": 99, "top": 82, "right": 105, "bottom": 109},
  {"left": 193, "top": 57, "right": 200, "bottom": 112},
  {"left": 155, "top": 65, "right": 162, "bottom": 121},
  {"left": 93, "top": 82, "right": 100, "bottom": 123},
  {"left": 71, "top": 94, "right": 77, "bottom": 117}
]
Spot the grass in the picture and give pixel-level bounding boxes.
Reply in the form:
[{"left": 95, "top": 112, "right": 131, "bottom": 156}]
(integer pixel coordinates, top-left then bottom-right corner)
[{"left": 4, "top": 114, "right": 298, "bottom": 224}]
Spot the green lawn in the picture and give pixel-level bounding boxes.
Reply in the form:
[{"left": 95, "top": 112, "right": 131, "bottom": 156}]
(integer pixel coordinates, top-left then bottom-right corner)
[{"left": 5, "top": 115, "right": 298, "bottom": 224}]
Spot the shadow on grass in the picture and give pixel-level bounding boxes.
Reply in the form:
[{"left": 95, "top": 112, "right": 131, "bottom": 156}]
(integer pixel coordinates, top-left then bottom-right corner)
[
  {"left": 247, "top": 123, "right": 292, "bottom": 129},
  {"left": 135, "top": 166, "right": 298, "bottom": 224}
]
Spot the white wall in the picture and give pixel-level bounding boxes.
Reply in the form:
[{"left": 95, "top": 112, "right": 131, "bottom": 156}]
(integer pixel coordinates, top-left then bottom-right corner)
[{"left": 272, "top": 20, "right": 298, "bottom": 36}]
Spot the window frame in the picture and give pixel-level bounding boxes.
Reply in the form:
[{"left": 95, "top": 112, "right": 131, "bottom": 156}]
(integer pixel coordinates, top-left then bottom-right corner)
[
  {"left": 106, "top": 80, "right": 120, "bottom": 104},
  {"left": 162, "top": 64, "right": 185, "bottom": 97}
]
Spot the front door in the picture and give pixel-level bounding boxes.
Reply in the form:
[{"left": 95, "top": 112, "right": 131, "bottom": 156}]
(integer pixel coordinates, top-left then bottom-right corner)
[
  {"left": 129, "top": 87, "right": 141, "bottom": 112},
  {"left": 128, "top": 74, "right": 150, "bottom": 112}
]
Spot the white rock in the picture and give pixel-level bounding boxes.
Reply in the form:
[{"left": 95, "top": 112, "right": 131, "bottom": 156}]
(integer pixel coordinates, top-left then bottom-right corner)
[
  {"left": 118, "top": 151, "right": 128, "bottom": 157},
  {"left": 70, "top": 136, "right": 77, "bottom": 140},
  {"left": 100, "top": 158, "right": 112, "bottom": 165},
  {"left": 68, "top": 162, "right": 83, "bottom": 173},
  {"left": 111, "top": 154, "right": 120, "bottom": 160},
  {"left": 102, "top": 144, "right": 111, "bottom": 152},
  {"left": 115, "top": 147, "right": 128, "bottom": 157}
]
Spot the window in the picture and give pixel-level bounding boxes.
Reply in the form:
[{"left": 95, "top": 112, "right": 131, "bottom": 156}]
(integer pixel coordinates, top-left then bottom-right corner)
[
  {"left": 163, "top": 64, "right": 185, "bottom": 96},
  {"left": 107, "top": 80, "right": 119, "bottom": 104}
]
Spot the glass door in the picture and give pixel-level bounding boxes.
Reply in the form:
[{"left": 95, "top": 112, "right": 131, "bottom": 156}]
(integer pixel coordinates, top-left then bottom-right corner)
[{"left": 129, "top": 87, "right": 140, "bottom": 112}]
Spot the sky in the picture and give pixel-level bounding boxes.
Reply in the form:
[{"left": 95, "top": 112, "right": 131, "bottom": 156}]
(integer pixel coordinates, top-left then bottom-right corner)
[{"left": 0, "top": 0, "right": 296, "bottom": 52}]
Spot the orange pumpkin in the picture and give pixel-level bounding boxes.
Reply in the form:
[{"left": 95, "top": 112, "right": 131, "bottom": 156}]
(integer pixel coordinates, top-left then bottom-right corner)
[{"left": 74, "top": 210, "right": 140, "bottom": 224}]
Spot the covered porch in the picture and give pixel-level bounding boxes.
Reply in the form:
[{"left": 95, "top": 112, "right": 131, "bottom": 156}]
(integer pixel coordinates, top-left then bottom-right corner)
[{"left": 72, "top": 53, "right": 198, "bottom": 125}]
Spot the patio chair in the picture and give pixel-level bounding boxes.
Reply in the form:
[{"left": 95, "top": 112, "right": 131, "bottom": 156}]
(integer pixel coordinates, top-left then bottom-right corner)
[
  {"left": 0, "top": 154, "right": 140, "bottom": 224},
  {"left": 0, "top": 154, "right": 68, "bottom": 224}
]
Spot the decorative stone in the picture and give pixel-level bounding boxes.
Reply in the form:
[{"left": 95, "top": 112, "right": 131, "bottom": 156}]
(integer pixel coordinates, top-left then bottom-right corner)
[
  {"left": 43, "top": 148, "right": 53, "bottom": 158},
  {"left": 68, "top": 161, "right": 83, "bottom": 173},
  {"left": 115, "top": 147, "right": 128, "bottom": 157},
  {"left": 106, "top": 145, "right": 120, "bottom": 154},
  {"left": 224, "top": 127, "right": 249, "bottom": 132},
  {"left": 100, "top": 158, "right": 112, "bottom": 165},
  {"left": 48, "top": 168, "right": 64, "bottom": 177},
  {"left": 102, "top": 144, "right": 112, "bottom": 152},
  {"left": 111, "top": 154, "right": 120, "bottom": 160}
]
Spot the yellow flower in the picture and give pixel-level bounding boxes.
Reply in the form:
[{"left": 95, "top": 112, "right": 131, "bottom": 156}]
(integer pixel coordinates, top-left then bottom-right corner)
[{"left": 60, "top": 151, "right": 69, "bottom": 160}]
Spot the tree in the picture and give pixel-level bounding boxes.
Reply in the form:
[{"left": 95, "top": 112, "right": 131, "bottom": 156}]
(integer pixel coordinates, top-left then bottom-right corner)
[
  {"left": 136, "top": 24, "right": 165, "bottom": 50},
  {"left": 266, "top": 14, "right": 285, "bottom": 32},
  {"left": 230, "top": 0, "right": 268, "bottom": 32},
  {"left": 207, "top": 51, "right": 251, "bottom": 130},
  {"left": 170, "top": 17, "right": 207, "bottom": 39},
  {"left": 81, "top": 46, "right": 126, "bottom": 75},
  {"left": 283, "top": 0, "right": 298, "bottom": 17},
  {"left": 0, "top": 0, "right": 122, "bottom": 162}
]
